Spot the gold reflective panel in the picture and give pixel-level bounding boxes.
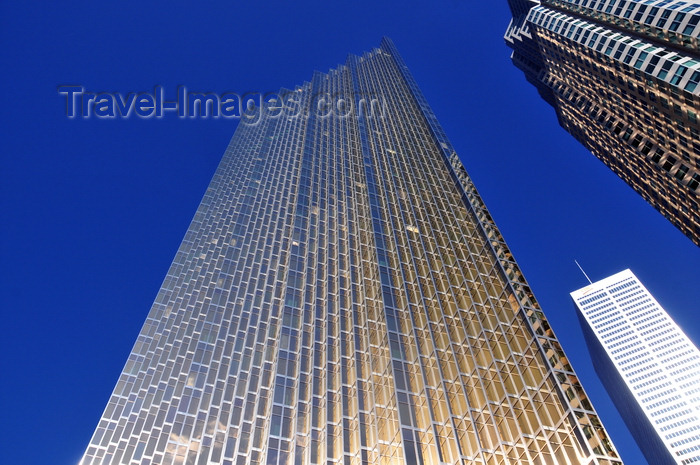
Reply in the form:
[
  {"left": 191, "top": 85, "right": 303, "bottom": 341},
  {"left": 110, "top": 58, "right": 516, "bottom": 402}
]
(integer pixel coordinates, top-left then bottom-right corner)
[{"left": 80, "top": 39, "right": 621, "bottom": 465}]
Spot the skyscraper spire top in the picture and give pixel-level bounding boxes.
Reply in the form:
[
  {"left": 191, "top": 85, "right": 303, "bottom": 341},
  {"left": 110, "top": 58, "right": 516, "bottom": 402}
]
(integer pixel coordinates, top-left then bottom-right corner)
[{"left": 575, "top": 259, "right": 593, "bottom": 284}]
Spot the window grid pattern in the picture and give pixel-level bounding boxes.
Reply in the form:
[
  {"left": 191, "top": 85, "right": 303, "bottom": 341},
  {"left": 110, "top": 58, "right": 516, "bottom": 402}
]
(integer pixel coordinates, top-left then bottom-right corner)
[
  {"left": 572, "top": 269, "right": 700, "bottom": 464},
  {"left": 540, "top": 0, "right": 700, "bottom": 54},
  {"left": 80, "top": 38, "right": 620, "bottom": 465},
  {"left": 505, "top": 0, "right": 700, "bottom": 246}
]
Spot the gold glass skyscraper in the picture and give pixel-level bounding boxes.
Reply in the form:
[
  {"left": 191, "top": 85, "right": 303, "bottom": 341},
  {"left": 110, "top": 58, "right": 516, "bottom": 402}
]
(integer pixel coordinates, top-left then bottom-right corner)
[
  {"left": 80, "top": 38, "right": 621, "bottom": 465},
  {"left": 505, "top": 0, "right": 700, "bottom": 246}
]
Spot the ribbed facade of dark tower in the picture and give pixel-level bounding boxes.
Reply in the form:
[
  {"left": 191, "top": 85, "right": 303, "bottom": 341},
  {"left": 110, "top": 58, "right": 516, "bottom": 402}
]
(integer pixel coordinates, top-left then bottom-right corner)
[
  {"left": 80, "top": 39, "right": 622, "bottom": 465},
  {"left": 505, "top": 0, "right": 700, "bottom": 246}
]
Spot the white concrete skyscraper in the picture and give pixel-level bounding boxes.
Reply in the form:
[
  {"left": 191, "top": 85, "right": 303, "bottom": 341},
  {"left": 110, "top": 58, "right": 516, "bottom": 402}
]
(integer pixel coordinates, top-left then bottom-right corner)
[{"left": 572, "top": 269, "right": 700, "bottom": 465}]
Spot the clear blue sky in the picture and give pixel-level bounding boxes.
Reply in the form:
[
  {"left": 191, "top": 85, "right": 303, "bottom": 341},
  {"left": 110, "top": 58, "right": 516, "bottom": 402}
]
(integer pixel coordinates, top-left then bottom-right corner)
[{"left": 1, "top": 1, "right": 698, "bottom": 465}]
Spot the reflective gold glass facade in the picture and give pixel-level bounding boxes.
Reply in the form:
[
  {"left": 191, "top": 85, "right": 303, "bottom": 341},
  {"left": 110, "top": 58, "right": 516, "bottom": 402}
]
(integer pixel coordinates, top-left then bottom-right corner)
[
  {"left": 80, "top": 38, "right": 621, "bottom": 465},
  {"left": 505, "top": 0, "right": 700, "bottom": 246}
]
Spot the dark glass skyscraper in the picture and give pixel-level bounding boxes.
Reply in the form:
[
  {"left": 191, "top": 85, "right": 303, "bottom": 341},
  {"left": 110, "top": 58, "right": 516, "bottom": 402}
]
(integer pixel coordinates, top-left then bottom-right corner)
[
  {"left": 505, "top": 0, "right": 700, "bottom": 246},
  {"left": 80, "top": 39, "right": 622, "bottom": 465}
]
